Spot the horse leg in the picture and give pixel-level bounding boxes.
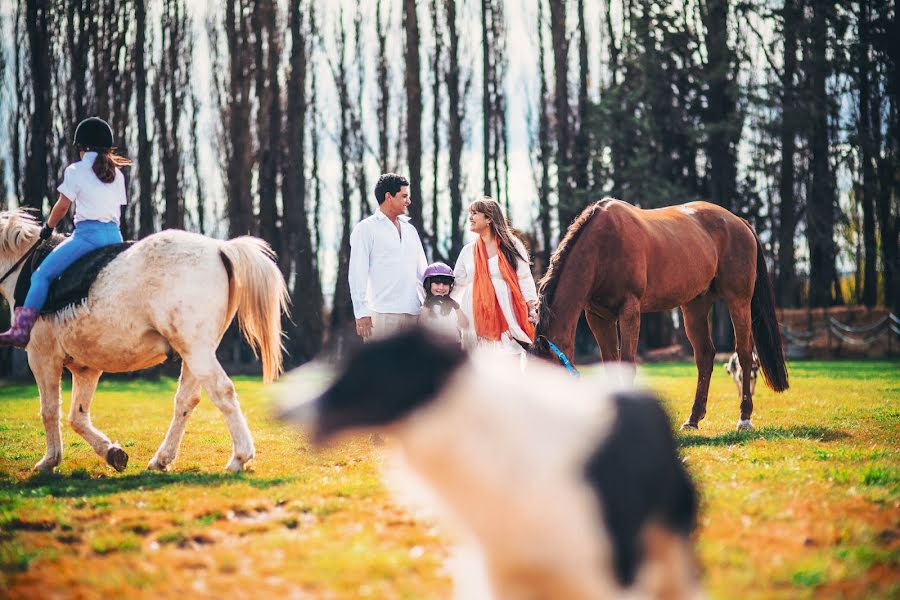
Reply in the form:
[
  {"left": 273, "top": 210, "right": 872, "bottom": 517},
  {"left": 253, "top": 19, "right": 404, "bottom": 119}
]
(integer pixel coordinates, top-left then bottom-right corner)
[
  {"left": 183, "top": 351, "right": 255, "bottom": 472},
  {"left": 30, "top": 357, "right": 64, "bottom": 472},
  {"left": 725, "top": 297, "right": 755, "bottom": 430},
  {"left": 616, "top": 297, "right": 641, "bottom": 385},
  {"left": 148, "top": 364, "right": 202, "bottom": 471},
  {"left": 681, "top": 298, "right": 716, "bottom": 429},
  {"left": 585, "top": 310, "right": 620, "bottom": 362},
  {"left": 67, "top": 367, "right": 128, "bottom": 471}
]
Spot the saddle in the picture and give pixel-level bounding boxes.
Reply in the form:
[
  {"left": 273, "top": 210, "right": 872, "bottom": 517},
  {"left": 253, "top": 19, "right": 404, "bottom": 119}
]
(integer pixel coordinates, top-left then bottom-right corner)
[{"left": 13, "top": 237, "right": 134, "bottom": 315}]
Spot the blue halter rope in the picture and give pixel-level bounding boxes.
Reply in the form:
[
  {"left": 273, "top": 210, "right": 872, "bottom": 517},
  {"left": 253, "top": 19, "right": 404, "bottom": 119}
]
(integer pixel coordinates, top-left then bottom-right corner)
[{"left": 545, "top": 339, "right": 580, "bottom": 377}]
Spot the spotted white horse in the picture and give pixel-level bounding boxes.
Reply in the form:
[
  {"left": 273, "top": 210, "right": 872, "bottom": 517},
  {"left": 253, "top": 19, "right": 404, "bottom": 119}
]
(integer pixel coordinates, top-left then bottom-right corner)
[{"left": 0, "top": 211, "right": 289, "bottom": 473}]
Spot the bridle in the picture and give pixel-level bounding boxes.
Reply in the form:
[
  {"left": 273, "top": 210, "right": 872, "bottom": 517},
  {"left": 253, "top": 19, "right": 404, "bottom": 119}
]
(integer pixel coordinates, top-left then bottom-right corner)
[
  {"left": 0, "top": 238, "right": 42, "bottom": 286},
  {"left": 536, "top": 334, "right": 580, "bottom": 377}
]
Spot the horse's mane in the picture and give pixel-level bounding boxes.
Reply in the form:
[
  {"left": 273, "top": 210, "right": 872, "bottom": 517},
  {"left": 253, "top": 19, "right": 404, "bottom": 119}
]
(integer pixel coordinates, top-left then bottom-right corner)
[
  {"left": 0, "top": 210, "right": 39, "bottom": 254},
  {"left": 535, "top": 199, "right": 611, "bottom": 333}
]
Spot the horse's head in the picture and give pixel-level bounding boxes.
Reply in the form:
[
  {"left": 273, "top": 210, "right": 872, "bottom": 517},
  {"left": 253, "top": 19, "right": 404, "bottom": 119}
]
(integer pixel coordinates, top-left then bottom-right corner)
[
  {"left": 0, "top": 210, "right": 40, "bottom": 256},
  {"left": 0, "top": 210, "right": 40, "bottom": 297},
  {"left": 528, "top": 298, "right": 579, "bottom": 376}
]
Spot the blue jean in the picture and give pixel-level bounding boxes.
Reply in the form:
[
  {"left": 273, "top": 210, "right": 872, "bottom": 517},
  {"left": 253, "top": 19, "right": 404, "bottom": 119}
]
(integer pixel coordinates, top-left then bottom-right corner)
[{"left": 24, "top": 220, "right": 123, "bottom": 310}]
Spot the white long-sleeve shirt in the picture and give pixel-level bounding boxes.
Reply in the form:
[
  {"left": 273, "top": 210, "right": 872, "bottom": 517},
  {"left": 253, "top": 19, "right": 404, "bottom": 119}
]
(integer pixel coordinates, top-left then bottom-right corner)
[{"left": 349, "top": 211, "right": 428, "bottom": 318}]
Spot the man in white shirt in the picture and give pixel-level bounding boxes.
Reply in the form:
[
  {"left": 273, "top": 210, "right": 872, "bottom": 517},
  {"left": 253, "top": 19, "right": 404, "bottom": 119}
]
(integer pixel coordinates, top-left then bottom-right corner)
[{"left": 349, "top": 173, "right": 428, "bottom": 340}]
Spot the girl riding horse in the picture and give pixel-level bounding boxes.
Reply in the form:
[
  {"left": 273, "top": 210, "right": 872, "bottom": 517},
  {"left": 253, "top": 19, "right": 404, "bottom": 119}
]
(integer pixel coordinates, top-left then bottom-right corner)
[{"left": 0, "top": 117, "right": 130, "bottom": 347}]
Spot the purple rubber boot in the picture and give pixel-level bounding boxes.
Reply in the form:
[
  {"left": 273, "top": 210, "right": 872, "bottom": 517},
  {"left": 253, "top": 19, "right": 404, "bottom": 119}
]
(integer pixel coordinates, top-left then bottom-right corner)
[{"left": 0, "top": 307, "right": 40, "bottom": 348}]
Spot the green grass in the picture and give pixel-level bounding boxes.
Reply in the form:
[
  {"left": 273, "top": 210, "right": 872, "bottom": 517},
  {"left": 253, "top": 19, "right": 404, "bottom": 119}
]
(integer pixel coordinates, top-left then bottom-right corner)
[{"left": 0, "top": 361, "right": 898, "bottom": 598}]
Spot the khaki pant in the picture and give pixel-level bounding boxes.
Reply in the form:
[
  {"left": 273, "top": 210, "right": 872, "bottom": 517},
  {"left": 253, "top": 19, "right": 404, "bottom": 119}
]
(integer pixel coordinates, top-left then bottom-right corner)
[{"left": 369, "top": 312, "right": 418, "bottom": 341}]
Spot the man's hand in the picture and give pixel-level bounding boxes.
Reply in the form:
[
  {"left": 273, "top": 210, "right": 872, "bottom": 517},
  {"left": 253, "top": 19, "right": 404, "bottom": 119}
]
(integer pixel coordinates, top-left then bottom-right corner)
[
  {"left": 39, "top": 224, "right": 54, "bottom": 240},
  {"left": 356, "top": 316, "right": 373, "bottom": 339}
]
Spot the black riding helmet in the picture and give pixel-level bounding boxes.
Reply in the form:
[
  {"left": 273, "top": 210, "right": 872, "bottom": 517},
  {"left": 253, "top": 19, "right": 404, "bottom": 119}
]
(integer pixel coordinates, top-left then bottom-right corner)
[{"left": 73, "top": 117, "right": 114, "bottom": 149}]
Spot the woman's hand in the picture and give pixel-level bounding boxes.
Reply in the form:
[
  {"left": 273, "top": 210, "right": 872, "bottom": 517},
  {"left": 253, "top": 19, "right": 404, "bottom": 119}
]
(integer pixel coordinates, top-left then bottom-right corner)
[{"left": 527, "top": 301, "right": 538, "bottom": 324}]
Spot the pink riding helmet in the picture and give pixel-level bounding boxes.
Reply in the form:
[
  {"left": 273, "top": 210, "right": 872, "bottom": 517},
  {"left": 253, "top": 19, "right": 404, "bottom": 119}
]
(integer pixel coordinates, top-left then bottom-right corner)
[
  {"left": 423, "top": 262, "right": 454, "bottom": 282},
  {"left": 423, "top": 263, "right": 455, "bottom": 297}
]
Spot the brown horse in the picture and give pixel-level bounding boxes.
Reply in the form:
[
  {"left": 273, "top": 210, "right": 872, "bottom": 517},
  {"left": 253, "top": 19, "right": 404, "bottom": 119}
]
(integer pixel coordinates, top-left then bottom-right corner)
[{"left": 531, "top": 198, "right": 788, "bottom": 430}]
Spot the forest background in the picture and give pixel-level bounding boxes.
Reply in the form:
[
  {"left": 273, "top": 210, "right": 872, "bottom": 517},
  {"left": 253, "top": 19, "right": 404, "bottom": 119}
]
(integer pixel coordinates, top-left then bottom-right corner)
[{"left": 0, "top": 0, "right": 896, "bottom": 374}]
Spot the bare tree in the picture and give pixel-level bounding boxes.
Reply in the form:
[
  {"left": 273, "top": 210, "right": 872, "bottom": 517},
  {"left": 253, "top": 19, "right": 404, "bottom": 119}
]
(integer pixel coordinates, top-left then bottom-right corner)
[
  {"left": 549, "top": 0, "right": 572, "bottom": 228},
  {"left": 283, "top": 0, "right": 323, "bottom": 363},
  {"left": 134, "top": 0, "right": 155, "bottom": 236},
  {"left": 445, "top": 0, "right": 470, "bottom": 260},
  {"left": 535, "top": 0, "right": 553, "bottom": 265},
  {"left": 23, "top": 0, "right": 53, "bottom": 212},
  {"left": 776, "top": 0, "right": 800, "bottom": 307},
  {"left": 152, "top": 0, "right": 192, "bottom": 230},
  {"left": 375, "top": 0, "right": 394, "bottom": 172},
  {"left": 330, "top": 8, "right": 357, "bottom": 346},
  {"left": 806, "top": 1, "right": 838, "bottom": 307},
  {"left": 429, "top": 0, "right": 444, "bottom": 258},
  {"left": 352, "top": 0, "right": 370, "bottom": 220},
  {"left": 855, "top": 0, "right": 878, "bottom": 306},
  {"left": 213, "top": 0, "right": 256, "bottom": 238},
  {"left": 481, "top": 0, "right": 491, "bottom": 196},
  {"left": 253, "top": 0, "right": 281, "bottom": 250},
  {"left": 189, "top": 89, "right": 205, "bottom": 234},
  {"left": 403, "top": 0, "right": 424, "bottom": 231}
]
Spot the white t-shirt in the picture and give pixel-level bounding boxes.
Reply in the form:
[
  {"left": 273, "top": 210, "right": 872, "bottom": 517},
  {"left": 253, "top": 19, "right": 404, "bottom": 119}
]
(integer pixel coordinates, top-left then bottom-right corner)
[{"left": 57, "top": 151, "right": 127, "bottom": 224}]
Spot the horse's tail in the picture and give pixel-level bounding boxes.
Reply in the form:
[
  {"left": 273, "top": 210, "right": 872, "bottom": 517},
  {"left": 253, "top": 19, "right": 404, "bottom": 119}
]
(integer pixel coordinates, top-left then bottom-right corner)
[
  {"left": 219, "top": 237, "right": 290, "bottom": 383},
  {"left": 748, "top": 227, "right": 789, "bottom": 392}
]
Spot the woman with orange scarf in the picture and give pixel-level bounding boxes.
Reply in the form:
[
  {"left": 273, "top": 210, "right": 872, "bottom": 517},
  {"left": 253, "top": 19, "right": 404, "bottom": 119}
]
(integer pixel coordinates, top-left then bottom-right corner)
[{"left": 451, "top": 198, "right": 538, "bottom": 355}]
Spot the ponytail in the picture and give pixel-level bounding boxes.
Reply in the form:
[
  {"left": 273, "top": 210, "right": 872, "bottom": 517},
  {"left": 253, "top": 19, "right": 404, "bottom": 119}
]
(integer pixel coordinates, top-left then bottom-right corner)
[{"left": 86, "top": 148, "right": 132, "bottom": 183}]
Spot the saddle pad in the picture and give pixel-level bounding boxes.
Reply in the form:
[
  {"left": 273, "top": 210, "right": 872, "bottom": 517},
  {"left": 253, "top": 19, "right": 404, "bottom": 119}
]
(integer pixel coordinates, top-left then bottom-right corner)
[{"left": 14, "top": 238, "right": 134, "bottom": 315}]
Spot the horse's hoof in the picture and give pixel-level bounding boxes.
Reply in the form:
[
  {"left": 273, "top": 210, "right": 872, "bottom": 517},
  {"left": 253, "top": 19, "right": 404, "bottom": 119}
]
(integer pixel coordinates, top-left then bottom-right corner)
[
  {"left": 106, "top": 446, "right": 129, "bottom": 472},
  {"left": 146, "top": 458, "right": 169, "bottom": 472},
  {"left": 681, "top": 422, "right": 699, "bottom": 431},
  {"left": 225, "top": 458, "right": 244, "bottom": 473},
  {"left": 736, "top": 419, "right": 754, "bottom": 431},
  {"left": 33, "top": 456, "right": 60, "bottom": 472}
]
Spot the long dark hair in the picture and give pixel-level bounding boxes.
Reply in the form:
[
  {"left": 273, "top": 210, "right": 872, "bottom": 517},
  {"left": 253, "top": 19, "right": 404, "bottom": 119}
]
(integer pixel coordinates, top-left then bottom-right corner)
[
  {"left": 79, "top": 146, "right": 132, "bottom": 184},
  {"left": 469, "top": 197, "right": 528, "bottom": 268}
]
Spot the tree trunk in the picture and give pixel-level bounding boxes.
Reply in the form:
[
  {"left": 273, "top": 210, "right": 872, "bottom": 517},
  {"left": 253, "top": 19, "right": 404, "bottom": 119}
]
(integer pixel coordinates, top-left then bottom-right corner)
[
  {"left": 283, "top": 0, "right": 323, "bottom": 364},
  {"left": 776, "top": 0, "right": 800, "bottom": 307},
  {"left": 403, "top": 0, "right": 424, "bottom": 232},
  {"left": 445, "top": 0, "right": 466, "bottom": 260},
  {"left": 481, "top": 0, "right": 492, "bottom": 196},
  {"left": 430, "top": 0, "right": 443, "bottom": 258},
  {"left": 375, "top": 0, "right": 393, "bottom": 172},
  {"left": 254, "top": 0, "right": 281, "bottom": 253},
  {"left": 857, "top": 0, "right": 878, "bottom": 306},
  {"left": 24, "top": 0, "right": 52, "bottom": 212},
  {"left": 806, "top": 1, "right": 837, "bottom": 308},
  {"left": 331, "top": 10, "right": 357, "bottom": 350},
  {"left": 537, "top": 0, "right": 553, "bottom": 265},
  {"left": 549, "top": 0, "right": 571, "bottom": 228},
  {"left": 223, "top": 0, "right": 256, "bottom": 238},
  {"left": 135, "top": 0, "right": 155, "bottom": 237},
  {"left": 700, "top": 0, "right": 739, "bottom": 212},
  {"left": 573, "top": 0, "right": 589, "bottom": 206}
]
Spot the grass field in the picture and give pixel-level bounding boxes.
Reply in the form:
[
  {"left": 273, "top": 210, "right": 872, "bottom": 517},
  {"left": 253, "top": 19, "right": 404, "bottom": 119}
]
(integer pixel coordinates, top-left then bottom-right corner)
[{"left": 0, "top": 360, "right": 897, "bottom": 599}]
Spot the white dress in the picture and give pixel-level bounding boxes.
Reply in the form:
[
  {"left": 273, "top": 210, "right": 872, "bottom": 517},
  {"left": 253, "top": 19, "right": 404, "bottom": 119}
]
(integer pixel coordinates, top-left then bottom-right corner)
[{"left": 451, "top": 239, "right": 538, "bottom": 356}]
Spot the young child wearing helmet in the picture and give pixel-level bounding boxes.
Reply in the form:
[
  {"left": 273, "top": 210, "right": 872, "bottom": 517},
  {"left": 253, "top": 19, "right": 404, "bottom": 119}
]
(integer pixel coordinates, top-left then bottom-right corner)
[{"left": 420, "top": 262, "right": 468, "bottom": 339}]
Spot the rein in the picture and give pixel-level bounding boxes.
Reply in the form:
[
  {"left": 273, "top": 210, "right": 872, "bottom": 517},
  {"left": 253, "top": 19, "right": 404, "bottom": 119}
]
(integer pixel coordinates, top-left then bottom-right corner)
[
  {"left": 0, "top": 238, "right": 42, "bottom": 286},
  {"left": 543, "top": 337, "right": 580, "bottom": 377}
]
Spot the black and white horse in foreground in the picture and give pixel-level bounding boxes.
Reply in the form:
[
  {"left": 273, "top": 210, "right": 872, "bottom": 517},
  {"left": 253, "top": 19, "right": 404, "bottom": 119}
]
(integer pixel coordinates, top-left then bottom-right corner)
[{"left": 278, "top": 328, "right": 703, "bottom": 600}]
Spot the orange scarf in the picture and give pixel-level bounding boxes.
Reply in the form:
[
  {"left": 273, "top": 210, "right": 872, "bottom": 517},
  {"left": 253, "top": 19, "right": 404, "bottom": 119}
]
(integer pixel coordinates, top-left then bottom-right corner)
[{"left": 472, "top": 237, "right": 535, "bottom": 342}]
